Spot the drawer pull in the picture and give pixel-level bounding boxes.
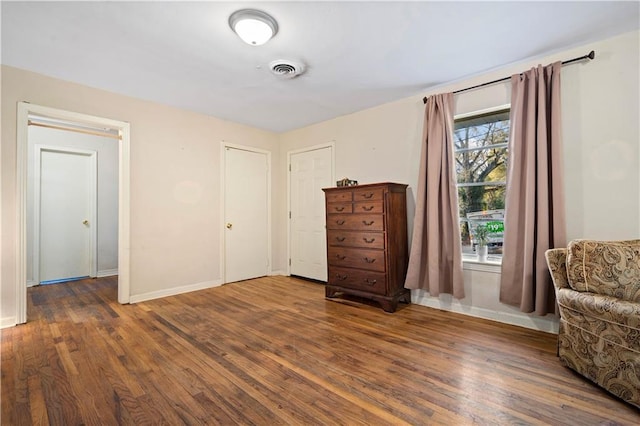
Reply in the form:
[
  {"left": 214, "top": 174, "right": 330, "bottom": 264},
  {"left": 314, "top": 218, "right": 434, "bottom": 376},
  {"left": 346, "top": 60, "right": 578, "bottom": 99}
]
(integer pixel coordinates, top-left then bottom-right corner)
[
  {"left": 365, "top": 278, "right": 377, "bottom": 285},
  {"left": 364, "top": 257, "right": 375, "bottom": 264},
  {"left": 362, "top": 220, "right": 375, "bottom": 226},
  {"left": 361, "top": 192, "right": 374, "bottom": 199},
  {"left": 334, "top": 206, "right": 345, "bottom": 212},
  {"left": 363, "top": 237, "right": 376, "bottom": 243},
  {"left": 336, "top": 254, "right": 346, "bottom": 260},
  {"left": 336, "top": 236, "right": 346, "bottom": 242},
  {"left": 336, "top": 273, "right": 348, "bottom": 281},
  {"left": 362, "top": 205, "right": 374, "bottom": 211},
  {"left": 336, "top": 219, "right": 346, "bottom": 225}
]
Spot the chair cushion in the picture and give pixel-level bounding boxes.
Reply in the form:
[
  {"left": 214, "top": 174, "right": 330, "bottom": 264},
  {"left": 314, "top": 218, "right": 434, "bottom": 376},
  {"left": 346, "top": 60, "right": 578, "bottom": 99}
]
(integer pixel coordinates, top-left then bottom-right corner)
[{"left": 566, "top": 239, "right": 640, "bottom": 302}]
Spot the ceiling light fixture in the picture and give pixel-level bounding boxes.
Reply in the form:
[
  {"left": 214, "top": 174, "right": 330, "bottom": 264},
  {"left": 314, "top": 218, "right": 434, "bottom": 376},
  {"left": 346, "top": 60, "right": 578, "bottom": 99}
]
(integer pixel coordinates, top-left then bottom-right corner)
[{"left": 229, "top": 9, "right": 278, "bottom": 46}]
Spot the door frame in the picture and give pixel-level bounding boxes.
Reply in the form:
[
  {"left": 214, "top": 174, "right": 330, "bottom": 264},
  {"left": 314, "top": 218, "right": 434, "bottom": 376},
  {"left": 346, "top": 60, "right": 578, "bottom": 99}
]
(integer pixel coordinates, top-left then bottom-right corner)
[
  {"left": 286, "top": 142, "right": 335, "bottom": 276},
  {"left": 220, "top": 142, "right": 272, "bottom": 283},
  {"left": 33, "top": 145, "right": 98, "bottom": 284},
  {"left": 16, "top": 102, "right": 131, "bottom": 324}
]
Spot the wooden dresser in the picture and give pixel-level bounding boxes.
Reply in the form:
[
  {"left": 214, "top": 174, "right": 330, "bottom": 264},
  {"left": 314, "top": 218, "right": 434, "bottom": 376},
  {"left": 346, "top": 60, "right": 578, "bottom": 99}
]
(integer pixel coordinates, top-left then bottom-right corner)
[{"left": 322, "top": 182, "right": 410, "bottom": 312}]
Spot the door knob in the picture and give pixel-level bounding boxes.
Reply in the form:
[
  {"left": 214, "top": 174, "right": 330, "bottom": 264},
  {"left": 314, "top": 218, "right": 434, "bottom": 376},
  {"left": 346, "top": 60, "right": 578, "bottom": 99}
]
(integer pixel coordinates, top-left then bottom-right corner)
[
  {"left": 82, "top": 220, "right": 89, "bottom": 225},
  {"left": 226, "top": 223, "right": 233, "bottom": 229}
]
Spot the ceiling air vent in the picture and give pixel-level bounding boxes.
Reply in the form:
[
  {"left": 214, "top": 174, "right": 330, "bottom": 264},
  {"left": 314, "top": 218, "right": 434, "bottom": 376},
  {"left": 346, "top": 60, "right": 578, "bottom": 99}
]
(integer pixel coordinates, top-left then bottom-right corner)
[{"left": 269, "top": 59, "right": 305, "bottom": 78}]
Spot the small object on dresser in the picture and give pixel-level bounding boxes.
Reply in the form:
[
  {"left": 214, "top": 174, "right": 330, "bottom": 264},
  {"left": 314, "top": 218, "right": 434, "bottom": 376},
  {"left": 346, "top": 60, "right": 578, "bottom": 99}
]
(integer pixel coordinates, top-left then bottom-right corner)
[{"left": 337, "top": 178, "right": 358, "bottom": 187}]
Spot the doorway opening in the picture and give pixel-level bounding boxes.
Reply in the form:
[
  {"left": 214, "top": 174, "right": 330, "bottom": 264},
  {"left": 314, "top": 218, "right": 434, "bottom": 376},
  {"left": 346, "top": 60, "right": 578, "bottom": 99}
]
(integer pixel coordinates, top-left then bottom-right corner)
[{"left": 15, "top": 102, "right": 131, "bottom": 324}]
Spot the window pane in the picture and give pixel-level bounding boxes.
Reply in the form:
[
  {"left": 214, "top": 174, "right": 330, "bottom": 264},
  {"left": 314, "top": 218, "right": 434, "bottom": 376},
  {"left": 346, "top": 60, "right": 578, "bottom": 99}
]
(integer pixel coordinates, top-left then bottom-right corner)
[
  {"left": 455, "top": 109, "right": 509, "bottom": 260},
  {"left": 454, "top": 111, "right": 509, "bottom": 185},
  {"left": 455, "top": 148, "right": 508, "bottom": 184},
  {"left": 457, "top": 184, "right": 506, "bottom": 215},
  {"left": 458, "top": 186, "right": 505, "bottom": 257},
  {"left": 464, "top": 209, "right": 505, "bottom": 255},
  {"left": 455, "top": 109, "right": 509, "bottom": 131}
]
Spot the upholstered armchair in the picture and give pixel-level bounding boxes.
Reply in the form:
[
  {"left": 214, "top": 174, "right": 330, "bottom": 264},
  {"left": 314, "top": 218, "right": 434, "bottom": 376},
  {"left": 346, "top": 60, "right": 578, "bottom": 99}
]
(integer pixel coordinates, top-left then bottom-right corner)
[{"left": 545, "top": 239, "right": 640, "bottom": 408}]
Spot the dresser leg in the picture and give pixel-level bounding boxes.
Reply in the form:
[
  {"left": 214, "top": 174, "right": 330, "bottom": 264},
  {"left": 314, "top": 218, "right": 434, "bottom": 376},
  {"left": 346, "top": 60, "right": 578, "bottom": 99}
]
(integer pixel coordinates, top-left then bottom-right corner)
[
  {"left": 379, "top": 299, "right": 398, "bottom": 313},
  {"left": 379, "top": 290, "right": 411, "bottom": 313},
  {"left": 325, "top": 286, "right": 338, "bottom": 298},
  {"left": 399, "top": 289, "right": 411, "bottom": 304}
]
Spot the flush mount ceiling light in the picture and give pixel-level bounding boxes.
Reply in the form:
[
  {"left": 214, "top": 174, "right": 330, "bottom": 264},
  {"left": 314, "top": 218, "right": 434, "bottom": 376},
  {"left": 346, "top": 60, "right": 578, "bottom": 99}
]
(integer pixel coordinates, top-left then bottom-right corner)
[{"left": 229, "top": 9, "right": 278, "bottom": 46}]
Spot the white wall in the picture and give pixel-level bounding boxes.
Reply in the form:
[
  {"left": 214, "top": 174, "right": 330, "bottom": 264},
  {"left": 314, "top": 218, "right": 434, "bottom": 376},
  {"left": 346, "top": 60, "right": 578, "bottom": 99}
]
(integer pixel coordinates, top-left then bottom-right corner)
[
  {"left": 280, "top": 30, "right": 640, "bottom": 333},
  {"left": 26, "top": 125, "right": 119, "bottom": 284},
  {"left": 1, "top": 65, "right": 281, "bottom": 326}
]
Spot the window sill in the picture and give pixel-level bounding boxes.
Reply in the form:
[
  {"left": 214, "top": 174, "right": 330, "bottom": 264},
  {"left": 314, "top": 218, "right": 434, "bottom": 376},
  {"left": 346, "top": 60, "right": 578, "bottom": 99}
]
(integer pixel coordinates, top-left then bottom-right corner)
[{"left": 462, "top": 255, "right": 502, "bottom": 273}]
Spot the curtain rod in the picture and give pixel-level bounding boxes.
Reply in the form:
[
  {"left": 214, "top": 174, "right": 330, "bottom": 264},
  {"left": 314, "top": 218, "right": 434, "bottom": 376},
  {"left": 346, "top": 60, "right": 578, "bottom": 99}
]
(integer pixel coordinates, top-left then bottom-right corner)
[
  {"left": 422, "top": 50, "right": 595, "bottom": 104},
  {"left": 28, "top": 120, "right": 122, "bottom": 140}
]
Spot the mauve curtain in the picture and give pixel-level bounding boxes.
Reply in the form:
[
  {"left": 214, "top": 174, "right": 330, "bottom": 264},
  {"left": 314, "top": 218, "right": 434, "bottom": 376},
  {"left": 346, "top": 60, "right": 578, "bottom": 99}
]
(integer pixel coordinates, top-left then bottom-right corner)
[
  {"left": 405, "top": 93, "right": 464, "bottom": 298},
  {"left": 500, "top": 62, "right": 566, "bottom": 315}
]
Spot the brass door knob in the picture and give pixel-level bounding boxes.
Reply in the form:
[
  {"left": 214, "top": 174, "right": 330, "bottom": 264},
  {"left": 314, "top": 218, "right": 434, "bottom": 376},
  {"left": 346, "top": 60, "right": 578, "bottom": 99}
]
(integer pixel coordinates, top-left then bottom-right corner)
[
  {"left": 82, "top": 220, "right": 89, "bottom": 225},
  {"left": 226, "top": 223, "right": 233, "bottom": 229}
]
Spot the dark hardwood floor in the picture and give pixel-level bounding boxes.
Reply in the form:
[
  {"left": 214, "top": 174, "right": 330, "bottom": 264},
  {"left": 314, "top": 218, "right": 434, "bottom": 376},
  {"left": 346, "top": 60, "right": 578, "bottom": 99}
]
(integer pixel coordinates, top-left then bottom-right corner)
[{"left": 1, "top": 276, "right": 638, "bottom": 425}]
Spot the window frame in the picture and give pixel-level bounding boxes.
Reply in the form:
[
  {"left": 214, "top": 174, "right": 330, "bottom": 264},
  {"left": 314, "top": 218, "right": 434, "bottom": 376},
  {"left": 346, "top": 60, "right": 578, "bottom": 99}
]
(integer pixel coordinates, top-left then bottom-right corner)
[{"left": 453, "top": 104, "right": 510, "bottom": 267}]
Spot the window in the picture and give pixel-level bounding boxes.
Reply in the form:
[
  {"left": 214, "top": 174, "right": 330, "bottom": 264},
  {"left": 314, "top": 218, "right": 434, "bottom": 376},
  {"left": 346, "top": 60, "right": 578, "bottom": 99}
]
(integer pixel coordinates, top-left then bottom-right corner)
[{"left": 454, "top": 108, "right": 510, "bottom": 261}]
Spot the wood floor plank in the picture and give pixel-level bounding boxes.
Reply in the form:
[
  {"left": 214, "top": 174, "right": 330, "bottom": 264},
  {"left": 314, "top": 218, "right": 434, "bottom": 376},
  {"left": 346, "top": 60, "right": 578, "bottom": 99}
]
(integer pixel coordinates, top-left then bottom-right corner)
[
  {"left": 26, "top": 374, "right": 48, "bottom": 426},
  {"left": 2, "top": 276, "right": 638, "bottom": 425},
  {"left": 1, "top": 330, "right": 20, "bottom": 426}
]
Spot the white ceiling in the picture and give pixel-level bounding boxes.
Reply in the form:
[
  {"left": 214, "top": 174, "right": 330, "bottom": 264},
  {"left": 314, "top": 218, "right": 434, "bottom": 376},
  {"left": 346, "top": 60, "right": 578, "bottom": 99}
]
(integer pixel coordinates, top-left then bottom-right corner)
[{"left": 2, "top": 1, "right": 639, "bottom": 133}]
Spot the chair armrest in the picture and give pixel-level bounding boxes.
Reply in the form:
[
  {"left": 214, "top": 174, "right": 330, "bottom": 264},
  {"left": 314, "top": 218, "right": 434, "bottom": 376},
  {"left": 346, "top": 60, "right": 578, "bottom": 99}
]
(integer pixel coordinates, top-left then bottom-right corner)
[
  {"left": 556, "top": 288, "right": 640, "bottom": 335},
  {"left": 545, "top": 248, "right": 570, "bottom": 289}
]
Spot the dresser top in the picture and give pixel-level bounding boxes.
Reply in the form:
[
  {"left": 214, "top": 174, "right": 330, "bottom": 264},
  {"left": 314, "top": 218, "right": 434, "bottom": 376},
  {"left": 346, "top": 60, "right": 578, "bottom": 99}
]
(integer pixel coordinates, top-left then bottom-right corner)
[{"left": 322, "top": 182, "right": 408, "bottom": 193}]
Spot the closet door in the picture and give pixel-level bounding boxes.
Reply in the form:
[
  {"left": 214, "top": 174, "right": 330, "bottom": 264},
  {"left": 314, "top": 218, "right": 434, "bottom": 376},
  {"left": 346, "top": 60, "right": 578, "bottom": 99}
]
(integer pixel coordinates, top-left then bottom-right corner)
[
  {"left": 224, "top": 146, "right": 269, "bottom": 283},
  {"left": 37, "top": 146, "right": 97, "bottom": 283},
  {"left": 289, "top": 146, "right": 333, "bottom": 281}
]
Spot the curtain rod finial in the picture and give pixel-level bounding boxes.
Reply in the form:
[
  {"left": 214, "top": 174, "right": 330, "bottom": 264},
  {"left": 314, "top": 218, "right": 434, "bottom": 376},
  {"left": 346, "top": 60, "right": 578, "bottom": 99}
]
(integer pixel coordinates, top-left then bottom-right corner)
[
  {"left": 423, "top": 96, "right": 427, "bottom": 104},
  {"left": 588, "top": 50, "right": 595, "bottom": 60}
]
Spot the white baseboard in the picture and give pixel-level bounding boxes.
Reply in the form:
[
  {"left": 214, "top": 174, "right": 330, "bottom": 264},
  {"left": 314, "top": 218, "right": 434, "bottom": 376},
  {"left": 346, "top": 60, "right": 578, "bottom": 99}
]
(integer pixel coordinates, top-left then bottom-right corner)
[
  {"left": 97, "top": 269, "right": 118, "bottom": 278},
  {"left": 269, "top": 270, "right": 286, "bottom": 276},
  {"left": 27, "top": 280, "right": 37, "bottom": 287},
  {"left": 129, "top": 279, "right": 223, "bottom": 304},
  {"left": 412, "top": 294, "right": 559, "bottom": 334},
  {"left": 1, "top": 317, "right": 17, "bottom": 329}
]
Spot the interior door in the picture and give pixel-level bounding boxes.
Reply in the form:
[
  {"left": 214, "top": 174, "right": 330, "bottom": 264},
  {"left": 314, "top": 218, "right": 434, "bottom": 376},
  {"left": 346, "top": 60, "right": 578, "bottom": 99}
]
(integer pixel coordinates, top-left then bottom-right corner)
[
  {"left": 224, "top": 146, "right": 269, "bottom": 283},
  {"left": 289, "top": 146, "right": 333, "bottom": 281},
  {"left": 37, "top": 147, "right": 97, "bottom": 284}
]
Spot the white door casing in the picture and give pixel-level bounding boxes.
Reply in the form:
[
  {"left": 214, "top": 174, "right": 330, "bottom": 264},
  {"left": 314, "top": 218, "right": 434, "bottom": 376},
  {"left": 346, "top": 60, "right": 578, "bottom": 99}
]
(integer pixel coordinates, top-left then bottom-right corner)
[
  {"left": 34, "top": 146, "right": 97, "bottom": 283},
  {"left": 15, "top": 102, "right": 131, "bottom": 325},
  {"left": 222, "top": 144, "right": 271, "bottom": 283},
  {"left": 288, "top": 144, "right": 335, "bottom": 281}
]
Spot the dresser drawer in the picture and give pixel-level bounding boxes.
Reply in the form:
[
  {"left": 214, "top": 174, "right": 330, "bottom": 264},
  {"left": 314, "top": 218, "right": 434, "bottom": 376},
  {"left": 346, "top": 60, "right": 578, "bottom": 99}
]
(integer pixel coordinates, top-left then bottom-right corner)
[
  {"left": 328, "top": 247, "right": 386, "bottom": 272},
  {"left": 353, "top": 200, "right": 383, "bottom": 214},
  {"left": 327, "top": 230, "right": 385, "bottom": 249},
  {"left": 327, "top": 202, "right": 352, "bottom": 214},
  {"left": 328, "top": 266, "right": 387, "bottom": 295},
  {"left": 353, "top": 187, "right": 384, "bottom": 201},
  {"left": 325, "top": 191, "right": 353, "bottom": 203},
  {"left": 326, "top": 214, "right": 384, "bottom": 231}
]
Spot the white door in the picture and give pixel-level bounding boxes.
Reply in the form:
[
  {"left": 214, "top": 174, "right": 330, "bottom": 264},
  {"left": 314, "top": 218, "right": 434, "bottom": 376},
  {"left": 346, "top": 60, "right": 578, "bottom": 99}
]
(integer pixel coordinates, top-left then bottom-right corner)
[
  {"left": 289, "top": 146, "right": 333, "bottom": 281},
  {"left": 224, "top": 146, "right": 269, "bottom": 283},
  {"left": 36, "top": 146, "right": 97, "bottom": 284}
]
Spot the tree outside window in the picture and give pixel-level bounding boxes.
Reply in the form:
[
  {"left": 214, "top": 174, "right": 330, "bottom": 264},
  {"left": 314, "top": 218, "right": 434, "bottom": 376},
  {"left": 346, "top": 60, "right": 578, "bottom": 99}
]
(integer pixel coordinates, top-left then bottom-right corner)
[{"left": 454, "top": 109, "right": 509, "bottom": 259}]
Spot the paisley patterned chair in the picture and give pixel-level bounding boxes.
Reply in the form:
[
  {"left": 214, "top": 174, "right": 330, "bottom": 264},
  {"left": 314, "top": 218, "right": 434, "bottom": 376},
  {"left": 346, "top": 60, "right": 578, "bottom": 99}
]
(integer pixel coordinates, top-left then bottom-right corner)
[{"left": 545, "top": 239, "right": 640, "bottom": 408}]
